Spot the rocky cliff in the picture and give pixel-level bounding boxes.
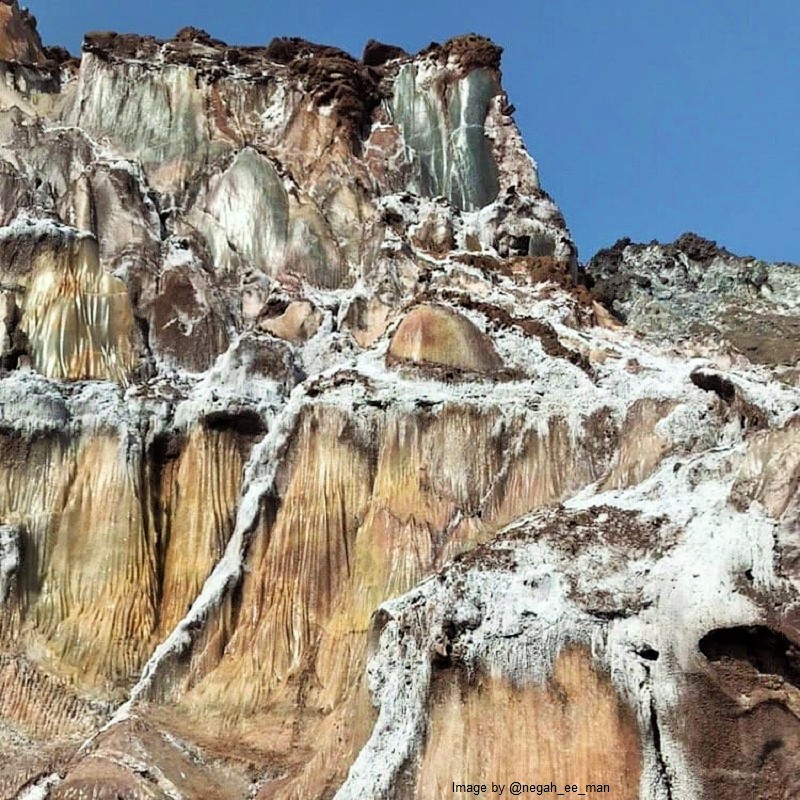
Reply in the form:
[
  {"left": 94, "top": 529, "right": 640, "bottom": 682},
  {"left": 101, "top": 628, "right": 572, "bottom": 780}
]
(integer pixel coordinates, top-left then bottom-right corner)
[{"left": 0, "top": 2, "right": 798, "bottom": 798}]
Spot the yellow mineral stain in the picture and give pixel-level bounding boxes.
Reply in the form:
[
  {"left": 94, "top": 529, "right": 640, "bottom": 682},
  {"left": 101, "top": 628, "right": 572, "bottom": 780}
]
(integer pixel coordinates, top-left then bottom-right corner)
[
  {"left": 170, "top": 404, "right": 630, "bottom": 794},
  {"left": 25, "top": 435, "right": 157, "bottom": 693},
  {"left": 188, "top": 406, "right": 374, "bottom": 716},
  {"left": 415, "top": 649, "right": 642, "bottom": 800},
  {"left": 156, "top": 425, "right": 247, "bottom": 638},
  {"left": 20, "top": 236, "right": 137, "bottom": 382},
  {"left": 0, "top": 432, "right": 80, "bottom": 646},
  {"left": 487, "top": 416, "right": 606, "bottom": 529},
  {"left": 306, "top": 407, "right": 508, "bottom": 713},
  {"left": 602, "top": 399, "right": 677, "bottom": 491}
]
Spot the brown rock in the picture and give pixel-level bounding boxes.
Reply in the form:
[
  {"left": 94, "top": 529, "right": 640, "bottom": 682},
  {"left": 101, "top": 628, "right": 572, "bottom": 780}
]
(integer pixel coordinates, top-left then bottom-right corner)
[
  {"left": 410, "top": 205, "right": 455, "bottom": 256},
  {"left": 416, "top": 650, "right": 641, "bottom": 799},
  {"left": 0, "top": 0, "right": 46, "bottom": 64},
  {"left": 362, "top": 39, "right": 407, "bottom": 66},
  {"left": 419, "top": 34, "right": 503, "bottom": 74},
  {"left": 730, "top": 417, "right": 800, "bottom": 518},
  {"left": 345, "top": 296, "right": 393, "bottom": 348},
  {"left": 83, "top": 30, "right": 161, "bottom": 61},
  {"left": 593, "top": 299, "right": 623, "bottom": 329},
  {"left": 683, "top": 624, "right": 800, "bottom": 799},
  {"left": 388, "top": 304, "right": 503, "bottom": 373},
  {"left": 602, "top": 398, "right": 677, "bottom": 490},
  {"left": 0, "top": 289, "right": 16, "bottom": 362},
  {"left": 260, "top": 300, "right": 322, "bottom": 343},
  {"left": 148, "top": 264, "right": 230, "bottom": 373}
]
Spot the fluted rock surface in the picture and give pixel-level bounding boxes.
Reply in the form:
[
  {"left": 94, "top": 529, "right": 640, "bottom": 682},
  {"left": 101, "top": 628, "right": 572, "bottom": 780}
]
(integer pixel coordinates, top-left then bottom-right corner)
[{"left": 0, "top": 6, "right": 797, "bottom": 800}]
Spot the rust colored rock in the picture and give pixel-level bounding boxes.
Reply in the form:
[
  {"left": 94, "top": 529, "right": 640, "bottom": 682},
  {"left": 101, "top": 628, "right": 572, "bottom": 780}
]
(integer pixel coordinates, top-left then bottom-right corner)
[
  {"left": 388, "top": 303, "right": 503, "bottom": 372},
  {"left": 173, "top": 26, "right": 225, "bottom": 47},
  {"left": 0, "top": 0, "right": 46, "bottom": 64}
]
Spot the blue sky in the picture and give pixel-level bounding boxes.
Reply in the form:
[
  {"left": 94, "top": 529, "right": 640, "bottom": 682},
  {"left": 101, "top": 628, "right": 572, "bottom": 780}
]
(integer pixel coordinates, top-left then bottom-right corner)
[{"left": 29, "top": 0, "right": 799, "bottom": 263}]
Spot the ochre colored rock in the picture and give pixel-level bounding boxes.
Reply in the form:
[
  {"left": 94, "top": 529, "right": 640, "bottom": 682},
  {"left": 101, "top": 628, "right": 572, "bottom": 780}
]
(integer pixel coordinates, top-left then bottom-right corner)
[
  {"left": 730, "top": 416, "right": 800, "bottom": 518},
  {"left": 388, "top": 304, "right": 502, "bottom": 372},
  {"left": 602, "top": 398, "right": 677, "bottom": 491},
  {"left": 14, "top": 235, "right": 138, "bottom": 381},
  {"left": 415, "top": 649, "right": 641, "bottom": 799},
  {"left": 154, "top": 425, "right": 250, "bottom": 639},
  {"left": 0, "top": 0, "right": 46, "bottom": 64},
  {"left": 259, "top": 300, "right": 322, "bottom": 343}
]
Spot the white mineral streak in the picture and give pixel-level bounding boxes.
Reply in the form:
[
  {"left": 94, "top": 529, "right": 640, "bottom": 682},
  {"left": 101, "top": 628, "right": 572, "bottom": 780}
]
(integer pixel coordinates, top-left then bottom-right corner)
[
  {"left": 99, "top": 383, "right": 310, "bottom": 733},
  {"left": 0, "top": 524, "right": 19, "bottom": 601},
  {"left": 15, "top": 774, "right": 62, "bottom": 800}
]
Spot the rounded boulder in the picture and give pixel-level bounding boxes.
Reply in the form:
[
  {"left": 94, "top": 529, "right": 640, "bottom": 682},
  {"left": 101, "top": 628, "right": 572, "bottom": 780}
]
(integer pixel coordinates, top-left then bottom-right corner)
[{"left": 388, "top": 304, "right": 502, "bottom": 373}]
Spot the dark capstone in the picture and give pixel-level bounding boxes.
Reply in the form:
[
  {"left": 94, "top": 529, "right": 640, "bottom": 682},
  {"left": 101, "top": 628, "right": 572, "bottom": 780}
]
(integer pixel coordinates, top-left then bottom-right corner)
[
  {"left": 589, "top": 237, "right": 633, "bottom": 276},
  {"left": 264, "top": 36, "right": 352, "bottom": 64},
  {"left": 259, "top": 37, "right": 382, "bottom": 134},
  {"left": 362, "top": 39, "right": 407, "bottom": 67},
  {"left": 42, "top": 45, "right": 73, "bottom": 64},
  {"left": 419, "top": 34, "right": 503, "bottom": 72},
  {"left": 173, "top": 26, "right": 225, "bottom": 47},
  {"left": 83, "top": 31, "right": 161, "bottom": 61},
  {"left": 673, "top": 231, "right": 731, "bottom": 264}
]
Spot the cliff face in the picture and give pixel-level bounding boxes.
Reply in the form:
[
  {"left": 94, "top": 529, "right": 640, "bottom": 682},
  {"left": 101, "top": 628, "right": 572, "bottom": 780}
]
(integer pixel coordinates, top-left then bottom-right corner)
[{"left": 0, "top": 4, "right": 798, "bottom": 799}]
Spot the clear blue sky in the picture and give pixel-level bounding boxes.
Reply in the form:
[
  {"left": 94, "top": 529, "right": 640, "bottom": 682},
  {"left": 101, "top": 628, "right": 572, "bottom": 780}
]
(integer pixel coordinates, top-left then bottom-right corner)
[{"left": 29, "top": 0, "right": 799, "bottom": 264}]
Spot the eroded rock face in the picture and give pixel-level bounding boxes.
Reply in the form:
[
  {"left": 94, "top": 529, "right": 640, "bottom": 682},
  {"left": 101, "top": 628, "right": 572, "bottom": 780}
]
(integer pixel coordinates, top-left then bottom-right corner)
[
  {"left": 0, "top": 14, "right": 797, "bottom": 800},
  {"left": 0, "top": 0, "right": 47, "bottom": 64},
  {"left": 586, "top": 233, "right": 800, "bottom": 368},
  {"left": 415, "top": 652, "right": 641, "bottom": 800},
  {"left": 388, "top": 303, "right": 503, "bottom": 373}
]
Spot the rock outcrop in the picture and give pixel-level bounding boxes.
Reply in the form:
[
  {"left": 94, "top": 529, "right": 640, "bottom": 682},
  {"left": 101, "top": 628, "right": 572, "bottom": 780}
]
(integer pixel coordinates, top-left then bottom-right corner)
[
  {"left": 0, "top": 13, "right": 797, "bottom": 800},
  {"left": 388, "top": 304, "right": 503, "bottom": 372},
  {"left": 0, "top": 0, "right": 47, "bottom": 65},
  {"left": 586, "top": 233, "right": 800, "bottom": 369}
]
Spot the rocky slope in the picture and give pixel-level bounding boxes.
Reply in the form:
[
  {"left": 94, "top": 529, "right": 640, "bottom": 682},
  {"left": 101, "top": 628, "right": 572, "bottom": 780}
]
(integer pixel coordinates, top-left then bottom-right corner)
[{"left": 0, "top": 2, "right": 797, "bottom": 798}]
